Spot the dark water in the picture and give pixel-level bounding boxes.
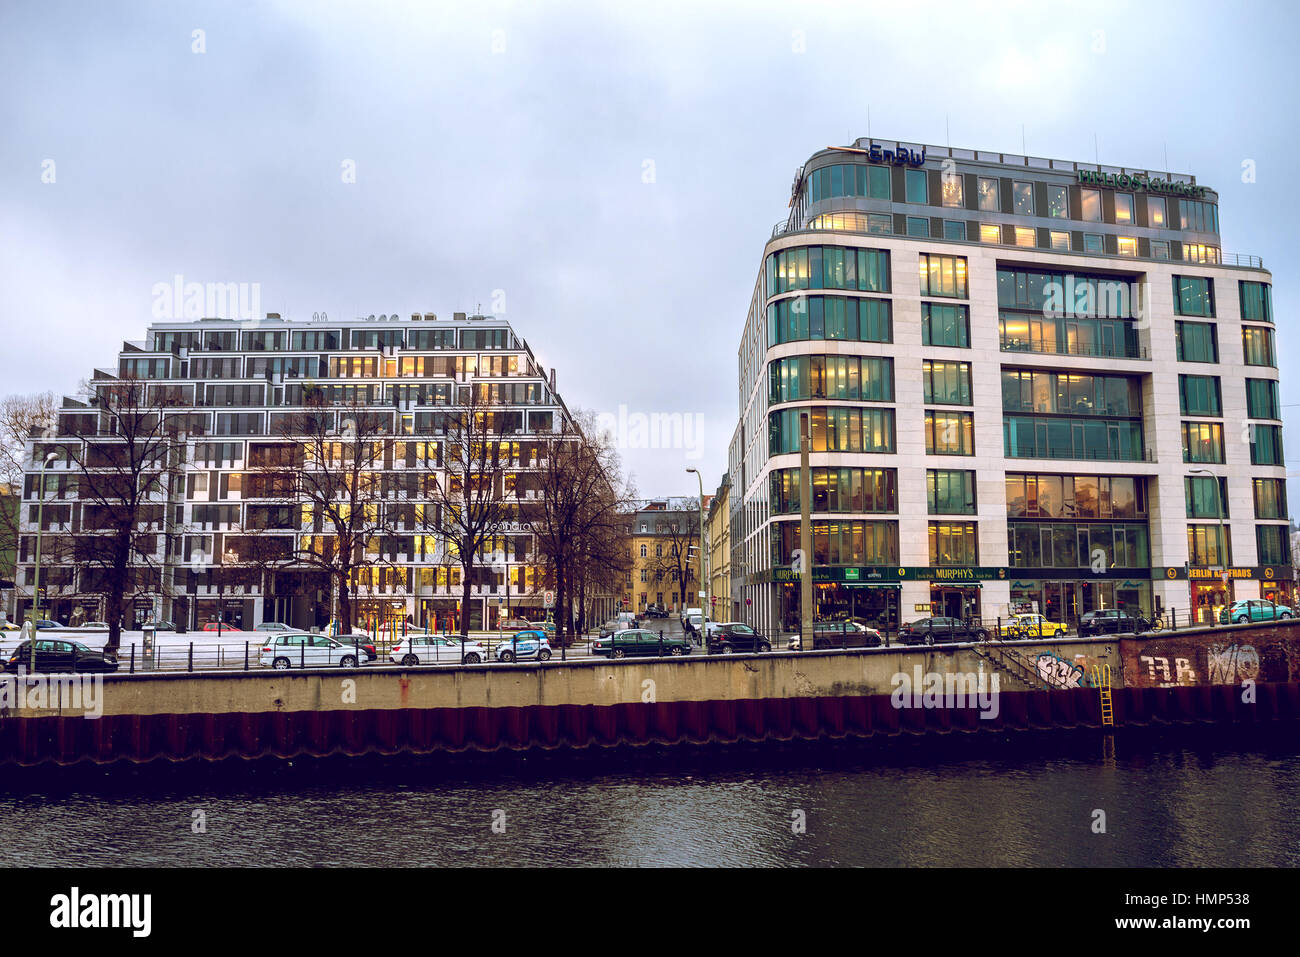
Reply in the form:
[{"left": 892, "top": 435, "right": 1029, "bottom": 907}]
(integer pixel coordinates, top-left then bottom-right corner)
[{"left": 2, "top": 727, "right": 1297, "bottom": 867}]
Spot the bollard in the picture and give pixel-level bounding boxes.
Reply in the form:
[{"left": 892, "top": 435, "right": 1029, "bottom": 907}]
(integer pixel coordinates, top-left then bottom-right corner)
[
  {"left": 300, "top": 640, "right": 305, "bottom": 669},
  {"left": 244, "top": 641, "right": 249, "bottom": 671},
  {"left": 130, "top": 644, "right": 135, "bottom": 674},
  {"left": 1171, "top": 608, "right": 1177, "bottom": 631},
  {"left": 187, "top": 642, "right": 193, "bottom": 673},
  {"left": 658, "top": 631, "right": 664, "bottom": 657},
  {"left": 355, "top": 637, "right": 360, "bottom": 665}
]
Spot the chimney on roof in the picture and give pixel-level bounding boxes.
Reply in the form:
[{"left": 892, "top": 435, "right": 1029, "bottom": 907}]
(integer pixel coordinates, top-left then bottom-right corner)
[{"left": 549, "top": 368, "right": 556, "bottom": 393}]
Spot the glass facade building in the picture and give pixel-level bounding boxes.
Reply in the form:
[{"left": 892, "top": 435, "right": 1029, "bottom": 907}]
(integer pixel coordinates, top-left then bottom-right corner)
[{"left": 729, "top": 137, "right": 1286, "bottom": 633}]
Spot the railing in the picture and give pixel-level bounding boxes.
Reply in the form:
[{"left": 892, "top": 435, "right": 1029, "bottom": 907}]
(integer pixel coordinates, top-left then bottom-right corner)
[
  {"left": 1000, "top": 339, "right": 1149, "bottom": 361},
  {"left": 1004, "top": 446, "right": 1156, "bottom": 463}
]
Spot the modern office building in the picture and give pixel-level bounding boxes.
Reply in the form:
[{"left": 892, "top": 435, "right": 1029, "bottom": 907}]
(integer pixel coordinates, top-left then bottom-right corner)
[
  {"left": 16, "top": 311, "right": 574, "bottom": 631},
  {"left": 729, "top": 137, "right": 1287, "bottom": 634}
]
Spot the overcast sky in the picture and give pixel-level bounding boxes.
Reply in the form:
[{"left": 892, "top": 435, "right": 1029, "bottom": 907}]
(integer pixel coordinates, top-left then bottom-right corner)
[{"left": 2, "top": 0, "right": 1297, "bottom": 500}]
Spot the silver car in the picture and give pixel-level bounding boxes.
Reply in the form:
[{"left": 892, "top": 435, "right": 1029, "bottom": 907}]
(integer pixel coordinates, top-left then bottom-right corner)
[
  {"left": 259, "top": 633, "right": 367, "bottom": 669},
  {"left": 389, "top": 634, "right": 487, "bottom": 665}
]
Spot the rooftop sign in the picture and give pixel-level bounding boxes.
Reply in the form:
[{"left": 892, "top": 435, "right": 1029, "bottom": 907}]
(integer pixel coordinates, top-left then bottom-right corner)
[{"left": 1077, "top": 169, "right": 1210, "bottom": 199}]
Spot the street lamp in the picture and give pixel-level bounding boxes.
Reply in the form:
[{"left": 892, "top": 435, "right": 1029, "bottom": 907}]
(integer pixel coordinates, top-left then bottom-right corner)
[
  {"left": 29, "top": 450, "right": 58, "bottom": 671},
  {"left": 686, "top": 468, "right": 707, "bottom": 643},
  {"left": 1189, "top": 468, "right": 1229, "bottom": 624}
]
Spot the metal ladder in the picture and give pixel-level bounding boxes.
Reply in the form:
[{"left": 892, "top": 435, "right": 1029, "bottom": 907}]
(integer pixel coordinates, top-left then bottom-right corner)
[{"left": 1092, "top": 663, "right": 1114, "bottom": 727}]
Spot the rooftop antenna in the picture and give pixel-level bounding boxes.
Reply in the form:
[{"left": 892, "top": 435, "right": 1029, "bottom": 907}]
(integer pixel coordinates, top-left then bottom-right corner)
[
  {"left": 1094, "top": 132, "right": 1100, "bottom": 164},
  {"left": 946, "top": 114, "right": 950, "bottom": 148},
  {"left": 1163, "top": 142, "right": 1169, "bottom": 172},
  {"left": 867, "top": 104, "right": 871, "bottom": 139},
  {"left": 1021, "top": 124, "right": 1026, "bottom": 154}
]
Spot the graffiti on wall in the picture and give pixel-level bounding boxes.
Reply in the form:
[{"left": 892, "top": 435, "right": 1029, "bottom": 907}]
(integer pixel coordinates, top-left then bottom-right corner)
[
  {"left": 1121, "top": 625, "right": 1300, "bottom": 689},
  {"left": 1035, "top": 653, "right": 1087, "bottom": 689},
  {"left": 1205, "top": 643, "right": 1261, "bottom": 684}
]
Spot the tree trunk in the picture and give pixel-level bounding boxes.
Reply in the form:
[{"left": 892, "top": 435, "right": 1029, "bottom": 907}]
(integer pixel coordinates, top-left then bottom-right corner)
[
  {"left": 338, "top": 577, "right": 353, "bottom": 635},
  {"left": 459, "top": 563, "right": 473, "bottom": 637},
  {"left": 555, "top": 562, "right": 567, "bottom": 646}
]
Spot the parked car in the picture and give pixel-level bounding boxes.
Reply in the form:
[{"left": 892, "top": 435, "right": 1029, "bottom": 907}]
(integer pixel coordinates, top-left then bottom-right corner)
[
  {"left": 202, "top": 621, "right": 241, "bottom": 632},
  {"left": 898, "top": 617, "right": 988, "bottom": 645},
  {"left": 77, "top": 621, "right": 109, "bottom": 630},
  {"left": 1005, "top": 613, "right": 1069, "bottom": 639},
  {"left": 495, "top": 629, "right": 553, "bottom": 662},
  {"left": 258, "top": 633, "right": 368, "bottom": 669},
  {"left": 389, "top": 634, "right": 487, "bottom": 665},
  {"left": 644, "top": 604, "right": 669, "bottom": 619},
  {"left": 145, "top": 621, "right": 179, "bottom": 631},
  {"left": 591, "top": 628, "right": 691, "bottom": 658},
  {"left": 1219, "top": 599, "right": 1293, "bottom": 624},
  {"left": 0, "top": 621, "right": 22, "bottom": 632},
  {"left": 1077, "top": 609, "right": 1144, "bottom": 637},
  {"left": 5, "top": 639, "right": 119, "bottom": 673},
  {"left": 706, "top": 622, "right": 772, "bottom": 654},
  {"left": 33, "top": 620, "right": 63, "bottom": 630},
  {"left": 787, "top": 620, "right": 883, "bottom": 651},
  {"left": 255, "top": 622, "right": 293, "bottom": 632}
]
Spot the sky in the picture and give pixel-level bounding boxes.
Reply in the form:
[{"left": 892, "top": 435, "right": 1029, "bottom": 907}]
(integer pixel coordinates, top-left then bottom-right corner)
[{"left": 2, "top": 0, "right": 1298, "bottom": 501}]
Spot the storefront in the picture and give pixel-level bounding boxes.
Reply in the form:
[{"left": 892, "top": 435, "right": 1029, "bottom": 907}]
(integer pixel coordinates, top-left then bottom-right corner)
[
  {"left": 929, "top": 584, "right": 980, "bottom": 620},
  {"left": 1008, "top": 578, "right": 1152, "bottom": 625},
  {"left": 1158, "top": 566, "right": 1294, "bottom": 624},
  {"left": 776, "top": 581, "right": 901, "bottom": 631}
]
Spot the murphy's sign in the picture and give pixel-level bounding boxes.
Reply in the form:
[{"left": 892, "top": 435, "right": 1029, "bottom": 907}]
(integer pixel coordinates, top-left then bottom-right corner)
[{"left": 1077, "top": 169, "right": 1209, "bottom": 199}]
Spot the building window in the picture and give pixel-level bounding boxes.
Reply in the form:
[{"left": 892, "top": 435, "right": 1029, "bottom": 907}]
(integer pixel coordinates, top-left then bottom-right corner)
[
  {"left": 906, "top": 216, "right": 929, "bottom": 237},
  {"left": 1049, "top": 231, "right": 1070, "bottom": 251},
  {"left": 941, "top": 172, "right": 963, "bottom": 207},
  {"left": 922, "top": 360, "right": 973, "bottom": 405},
  {"left": 980, "top": 223, "right": 1001, "bottom": 244},
  {"left": 977, "top": 177, "right": 999, "bottom": 211},
  {"left": 767, "top": 296, "right": 892, "bottom": 346},
  {"left": 1178, "top": 375, "right": 1222, "bottom": 416},
  {"left": 768, "top": 407, "right": 896, "bottom": 455},
  {"left": 1116, "top": 236, "right": 1138, "bottom": 257},
  {"left": 1014, "top": 226, "right": 1036, "bottom": 247},
  {"left": 1147, "top": 196, "right": 1166, "bottom": 227},
  {"left": 1181, "top": 422, "right": 1224, "bottom": 463},
  {"left": 918, "top": 254, "right": 968, "bottom": 298},
  {"left": 1251, "top": 424, "right": 1284, "bottom": 466},
  {"left": 1083, "top": 233, "right": 1104, "bottom": 254},
  {"left": 1081, "top": 188, "right": 1101, "bottom": 222},
  {"left": 867, "top": 213, "right": 893, "bottom": 234},
  {"left": 1180, "top": 200, "right": 1219, "bottom": 233},
  {"left": 1175, "top": 321, "right": 1218, "bottom": 363},
  {"left": 943, "top": 220, "right": 966, "bottom": 241},
  {"left": 1253, "top": 478, "right": 1288, "bottom": 520},
  {"left": 921, "top": 303, "right": 970, "bottom": 348},
  {"left": 1047, "top": 185, "right": 1069, "bottom": 219},
  {"left": 769, "top": 355, "right": 894, "bottom": 403},
  {"left": 640, "top": 544, "right": 647, "bottom": 557},
  {"left": 1185, "top": 475, "right": 1228, "bottom": 519},
  {"left": 1113, "top": 192, "right": 1135, "bottom": 224},
  {"left": 924, "top": 411, "right": 975, "bottom": 455},
  {"left": 1183, "top": 243, "right": 1220, "bottom": 264},
  {"left": 905, "top": 169, "right": 928, "bottom": 204},
  {"left": 1188, "top": 525, "right": 1231, "bottom": 566},
  {"left": 927, "top": 470, "right": 976, "bottom": 515},
  {"left": 1246, "top": 378, "right": 1280, "bottom": 419},
  {"left": 1173, "top": 276, "right": 1214, "bottom": 317},
  {"left": 1150, "top": 240, "right": 1170, "bottom": 260},
  {"left": 929, "top": 522, "right": 978, "bottom": 566},
  {"left": 1239, "top": 281, "right": 1272, "bottom": 322},
  {"left": 1257, "top": 525, "right": 1291, "bottom": 566},
  {"left": 1243, "top": 326, "right": 1276, "bottom": 366},
  {"left": 1012, "top": 182, "right": 1034, "bottom": 216},
  {"left": 771, "top": 467, "right": 898, "bottom": 514}
]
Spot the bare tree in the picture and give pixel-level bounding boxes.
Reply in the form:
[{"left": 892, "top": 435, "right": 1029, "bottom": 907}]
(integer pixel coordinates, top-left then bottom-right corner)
[
  {"left": 647, "top": 500, "right": 701, "bottom": 611},
  {"left": 262, "top": 398, "right": 396, "bottom": 635},
  {"left": 51, "top": 377, "right": 185, "bottom": 655},
  {"left": 0, "top": 393, "right": 57, "bottom": 593},
  {"left": 519, "top": 410, "right": 635, "bottom": 644},
  {"left": 418, "top": 385, "right": 515, "bottom": 636}
]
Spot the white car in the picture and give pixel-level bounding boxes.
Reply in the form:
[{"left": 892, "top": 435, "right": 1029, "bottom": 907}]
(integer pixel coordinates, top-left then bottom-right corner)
[
  {"left": 389, "top": 634, "right": 487, "bottom": 665},
  {"left": 259, "top": 633, "right": 368, "bottom": 669}
]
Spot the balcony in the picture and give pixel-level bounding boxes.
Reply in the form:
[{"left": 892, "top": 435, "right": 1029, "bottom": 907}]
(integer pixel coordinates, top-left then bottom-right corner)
[{"left": 1000, "top": 337, "right": 1148, "bottom": 361}]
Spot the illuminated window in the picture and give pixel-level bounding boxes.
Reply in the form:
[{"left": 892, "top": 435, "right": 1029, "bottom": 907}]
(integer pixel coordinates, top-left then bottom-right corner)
[
  {"left": 1147, "top": 196, "right": 1166, "bottom": 227},
  {"left": 980, "top": 223, "right": 1001, "bottom": 244},
  {"left": 1183, "top": 243, "right": 1220, "bottom": 264},
  {"left": 1117, "top": 236, "right": 1138, "bottom": 257},
  {"left": 942, "top": 172, "right": 963, "bottom": 207},
  {"left": 977, "top": 177, "right": 999, "bottom": 211},
  {"left": 1049, "top": 231, "right": 1070, "bottom": 250},
  {"left": 1081, "top": 188, "right": 1101, "bottom": 222},
  {"left": 1114, "top": 192, "right": 1135, "bottom": 224},
  {"left": 1012, "top": 182, "right": 1034, "bottom": 215},
  {"left": 1047, "top": 185, "right": 1069, "bottom": 218},
  {"left": 1014, "top": 226, "right": 1036, "bottom": 248},
  {"left": 918, "top": 254, "right": 968, "bottom": 298}
]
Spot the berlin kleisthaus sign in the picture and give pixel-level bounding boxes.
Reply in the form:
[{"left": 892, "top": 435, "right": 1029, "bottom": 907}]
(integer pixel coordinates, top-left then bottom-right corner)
[{"left": 1076, "top": 168, "right": 1210, "bottom": 199}]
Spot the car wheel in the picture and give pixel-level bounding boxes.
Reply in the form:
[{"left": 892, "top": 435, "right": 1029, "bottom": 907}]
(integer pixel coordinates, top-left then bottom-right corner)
[
  {"left": 1235, "top": 616, "right": 1248, "bottom": 624},
  {"left": 758, "top": 642, "right": 771, "bottom": 653},
  {"left": 670, "top": 645, "right": 685, "bottom": 656},
  {"left": 974, "top": 629, "right": 988, "bottom": 642},
  {"left": 612, "top": 648, "right": 626, "bottom": 659},
  {"left": 539, "top": 649, "right": 552, "bottom": 661},
  {"left": 463, "top": 652, "right": 480, "bottom": 664},
  {"left": 924, "top": 635, "right": 934, "bottom": 646},
  {"left": 500, "top": 650, "right": 515, "bottom": 663},
  {"left": 720, "top": 644, "right": 734, "bottom": 655},
  {"left": 1280, "top": 613, "right": 1292, "bottom": 620},
  {"left": 272, "top": 657, "right": 291, "bottom": 670},
  {"left": 340, "top": 655, "right": 358, "bottom": 668},
  {"left": 401, "top": 654, "right": 419, "bottom": 666}
]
